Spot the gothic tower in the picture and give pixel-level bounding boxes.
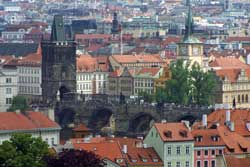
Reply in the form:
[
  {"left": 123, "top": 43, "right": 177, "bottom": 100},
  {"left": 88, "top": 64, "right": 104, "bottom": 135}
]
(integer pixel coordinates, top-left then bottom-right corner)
[
  {"left": 41, "top": 15, "right": 77, "bottom": 104},
  {"left": 177, "top": 1, "right": 204, "bottom": 68}
]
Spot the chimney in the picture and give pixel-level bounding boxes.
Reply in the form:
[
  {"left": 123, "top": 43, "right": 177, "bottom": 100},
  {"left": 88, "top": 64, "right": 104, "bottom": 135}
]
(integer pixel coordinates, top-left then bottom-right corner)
[
  {"left": 229, "top": 122, "right": 235, "bottom": 132},
  {"left": 15, "top": 109, "right": 21, "bottom": 114},
  {"left": 123, "top": 145, "right": 128, "bottom": 154},
  {"left": 161, "top": 120, "right": 167, "bottom": 123},
  {"left": 226, "top": 110, "right": 230, "bottom": 122},
  {"left": 202, "top": 114, "right": 207, "bottom": 127}
]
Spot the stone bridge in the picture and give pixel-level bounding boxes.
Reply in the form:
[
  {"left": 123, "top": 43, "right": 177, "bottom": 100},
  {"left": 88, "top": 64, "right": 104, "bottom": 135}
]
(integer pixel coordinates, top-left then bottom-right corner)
[{"left": 55, "top": 94, "right": 212, "bottom": 136}]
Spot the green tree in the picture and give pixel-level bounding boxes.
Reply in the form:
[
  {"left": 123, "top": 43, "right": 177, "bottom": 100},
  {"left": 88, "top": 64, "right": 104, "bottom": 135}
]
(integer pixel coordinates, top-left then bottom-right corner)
[
  {"left": 0, "top": 133, "right": 50, "bottom": 167},
  {"left": 190, "top": 63, "right": 217, "bottom": 105},
  {"left": 165, "top": 59, "right": 191, "bottom": 105},
  {"left": 138, "top": 91, "right": 153, "bottom": 103},
  {"left": 155, "top": 87, "right": 168, "bottom": 104},
  {"left": 8, "top": 96, "right": 28, "bottom": 112}
]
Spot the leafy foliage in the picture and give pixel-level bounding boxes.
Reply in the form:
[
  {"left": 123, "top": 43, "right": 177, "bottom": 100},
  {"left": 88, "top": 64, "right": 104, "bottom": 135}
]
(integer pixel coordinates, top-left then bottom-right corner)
[
  {"left": 165, "top": 60, "right": 191, "bottom": 105},
  {"left": 138, "top": 91, "right": 153, "bottom": 103},
  {"left": 8, "top": 96, "right": 29, "bottom": 112},
  {"left": 0, "top": 133, "right": 49, "bottom": 167},
  {"left": 45, "top": 149, "right": 105, "bottom": 167},
  {"left": 155, "top": 60, "right": 217, "bottom": 105},
  {"left": 190, "top": 63, "right": 217, "bottom": 105}
]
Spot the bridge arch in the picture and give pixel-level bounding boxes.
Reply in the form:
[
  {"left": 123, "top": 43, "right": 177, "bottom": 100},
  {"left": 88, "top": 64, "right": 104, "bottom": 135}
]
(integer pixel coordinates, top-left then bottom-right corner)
[
  {"left": 88, "top": 107, "right": 114, "bottom": 132},
  {"left": 129, "top": 112, "right": 156, "bottom": 135}
]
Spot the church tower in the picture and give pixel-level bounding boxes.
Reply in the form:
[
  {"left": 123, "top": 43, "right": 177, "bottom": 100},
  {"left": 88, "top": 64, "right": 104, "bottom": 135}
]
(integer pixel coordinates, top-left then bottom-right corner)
[
  {"left": 41, "top": 15, "right": 77, "bottom": 104},
  {"left": 177, "top": 0, "right": 204, "bottom": 67}
]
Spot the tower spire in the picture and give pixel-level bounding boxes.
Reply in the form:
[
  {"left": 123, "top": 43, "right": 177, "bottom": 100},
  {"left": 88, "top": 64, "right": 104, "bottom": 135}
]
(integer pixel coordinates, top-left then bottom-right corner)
[
  {"left": 183, "top": 0, "right": 194, "bottom": 42},
  {"left": 50, "top": 15, "right": 66, "bottom": 41}
]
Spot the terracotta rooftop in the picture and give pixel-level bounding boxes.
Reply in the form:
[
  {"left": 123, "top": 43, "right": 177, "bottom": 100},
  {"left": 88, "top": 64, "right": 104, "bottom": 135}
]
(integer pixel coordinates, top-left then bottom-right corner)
[
  {"left": 73, "top": 141, "right": 125, "bottom": 166},
  {"left": 191, "top": 129, "right": 225, "bottom": 147},
  {"left": 111, "top": 54, "right": 166, "bottom": 64},
  {"left": 154, "top": 122, "right": 193, "bottom": 142},
  {"left": 77, "top": 55, "right": 109, "bottom": 72},
  {"left": 225, "top": 155, "right": 250, "bottom": 167},
  {"left": 73, "top": 123, "right": 91, "bottom": 132},
  {"left": 0, "top": 111, "right": 60, "bottom": 132},
  {"left": 204, "top": 109, "right": 250, "bottom": 138},
  {"left": 215, "top": 68, "right": 250, "bottom": 83},
  {"left": 225, "top": 37, "right": 250, "bottom": 43},
  {"left": 217, "top": 126, "right": 250, "bottom": 154},
  {"left": 209, "top": 57, "right": 250, "bottom": 70}
]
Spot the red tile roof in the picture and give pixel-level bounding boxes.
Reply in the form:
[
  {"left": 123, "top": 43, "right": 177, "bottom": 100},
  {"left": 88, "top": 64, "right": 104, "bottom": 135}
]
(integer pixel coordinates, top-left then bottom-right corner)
[
  {"left": 0, "top": 111, "right": 60, "bottom": 131},
  {"left": 137, "top": 67, "right": 161, "bottom": 77},
  {"left": 111, "top": 137, "right": 163, "bottom": 166},
  {"left": 73, "top": 123, "right": 91, "bottom": 132},
  {"left": 77, "top": 55, "right": 109, "bottom": 72},
  {"left": 154, "top": 122, "right": 193, "bottom": 142},
  {"left": 209, "top": 57, "right": 250, "bottom": 69},
  {"left": 191, "top": 129, "right": 225, "bottom": 147},
  {"left": 225, "top": 37, "right": 250, "bottom": 43},
  {"left": 225, "top": 155, "right": 250, "bottom": 167},
  {"left": 215, "top": 68, "right": 250, "bottom": 83},
  {"left": 73, "top": 141, "right": 125, "bottom": 166},
  {"left": 217, "top": 126, "right": 250, "bottom": 154},
  {"left": 204, "top": 109, "right": 250, "bottom": 138},
  {"left": 112, "top": 54, "right": 166, "bottom": 64}
]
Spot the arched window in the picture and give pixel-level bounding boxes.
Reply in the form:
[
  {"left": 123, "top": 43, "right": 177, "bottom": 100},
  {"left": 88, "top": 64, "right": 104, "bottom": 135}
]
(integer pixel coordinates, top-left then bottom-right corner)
[
  {"left": 246, "top": 94, "right": 249, "bottom": 102},
  {"left": 242, "top": 95, "right": 245, "bottom": 103},
  {"left": 238, "top": 95, "right": 241, "bottom": 103}
]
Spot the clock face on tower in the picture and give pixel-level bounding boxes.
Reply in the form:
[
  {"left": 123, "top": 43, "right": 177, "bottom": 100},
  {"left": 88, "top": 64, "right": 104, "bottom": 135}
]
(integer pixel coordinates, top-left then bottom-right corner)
[
  {"left": 180, "top": 46, "right": 187, "bottom": 55},
  {"left": 192, "top": 47, "right": 199, "bottom": 56}
]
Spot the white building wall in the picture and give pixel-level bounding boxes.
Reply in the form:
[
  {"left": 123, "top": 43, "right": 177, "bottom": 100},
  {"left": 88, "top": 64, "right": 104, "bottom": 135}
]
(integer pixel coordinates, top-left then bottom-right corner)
[
  {"left": 0, "top": 129, "right": 60, "bottom": 147},
  {"left": 17, "top": 66, "right": 42, "bottom": 97},
  {"left": 76, "top": 72, "right": 108, "bottom": 95},
  {"left": 0, "top": 67, "right": 18, "bottom": 112}
]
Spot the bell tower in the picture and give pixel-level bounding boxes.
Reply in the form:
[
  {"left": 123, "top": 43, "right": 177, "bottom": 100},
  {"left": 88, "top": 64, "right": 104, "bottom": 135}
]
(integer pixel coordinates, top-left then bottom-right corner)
[
  {"left": 41, "top": 15, "right": 77, "bottom": 104},
  {"left": 177, "top": 0, "right": 204, "bottom": 67}
]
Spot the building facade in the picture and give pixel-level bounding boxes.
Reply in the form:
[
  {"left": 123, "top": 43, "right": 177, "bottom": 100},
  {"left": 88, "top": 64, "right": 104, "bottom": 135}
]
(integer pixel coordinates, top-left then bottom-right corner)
[
  {"left": 144, "top": 122, "right": 194, "bottom": 167},
  {"left": 0, "top": 111, "right": 61, "bottom": 147},
  {"left": 0, "top": 57, "right": 18, "bottom": 112}
]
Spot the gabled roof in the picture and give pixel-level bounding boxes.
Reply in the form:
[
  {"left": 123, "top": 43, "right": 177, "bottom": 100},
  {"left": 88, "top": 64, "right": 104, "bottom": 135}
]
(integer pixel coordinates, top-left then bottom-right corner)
[
  {"left": 0, "top": 111, "right": 60, "bottom": 132},
  {"left": 225, "top": 155, "right": 250, "bottom": 167},
  {"left": 217, "top": 69, "right": 250, "bottom": 82},
  {"left": 73, "top": 142, "right": 125, "bottom": 166},
  {"left": 209, "top": 57, "right": 250, "bottom": 70},
  {"left": 76, "top": 55, "right": 109, "bottom": 72},
  {"left": 204, "top": 109, "right": 250, "bottom": 137},
  {"left": 73, "top": 123, "right": 91, "bottom": 132},
  {"left": 111, "top": 54, "right": 165, "bottom": 64},
  {"left": 191, "top": 129, "right": 225, "bottom": 147},
  {"left": 154, "top": 122, "right": 193, "bottom": 142}
]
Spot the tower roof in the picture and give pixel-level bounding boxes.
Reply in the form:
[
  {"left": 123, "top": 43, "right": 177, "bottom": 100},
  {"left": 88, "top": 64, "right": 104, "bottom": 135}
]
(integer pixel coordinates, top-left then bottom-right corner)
[
  {"left": 183, "top": 1, "right": 201, "bottom": 44},
  {"left": 50, "top": 15, "right": 66, "bottom": 41},
  {"left": 111, "top": 12, "right": 120, "bottom": 34}
]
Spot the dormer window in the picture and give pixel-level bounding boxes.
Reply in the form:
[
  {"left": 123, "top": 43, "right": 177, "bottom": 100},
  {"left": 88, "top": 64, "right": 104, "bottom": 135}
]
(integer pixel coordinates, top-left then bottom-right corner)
[
  {"left": 195, "top": 136, "right": 202, "bottom": 142},
  {"left": 152, "top": 158, "right": 158, "bottom": 162},
  {"left": 131, "top": 159, "right": 137, "bottom": 163},
  {"left": 142, "top": 158, "right": 148, "bottom": 162},
  {"left": 179, "top": 130, "right": 188, "bottom": 138},
  {"left": 211, "top": 135, "right": 220, "bottom": 141},
  {"left": 164, "top": 131, "right": 172, "bottom": 138},
  {"left": 116, "top": 159, "right": 123, "bottom": 164}
]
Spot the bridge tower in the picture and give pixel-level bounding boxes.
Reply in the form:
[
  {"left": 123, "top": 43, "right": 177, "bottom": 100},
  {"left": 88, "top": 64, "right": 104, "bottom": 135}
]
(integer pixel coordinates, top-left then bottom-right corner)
[{"left": 41, "top": 15, "right": 77, "bottom": 105}]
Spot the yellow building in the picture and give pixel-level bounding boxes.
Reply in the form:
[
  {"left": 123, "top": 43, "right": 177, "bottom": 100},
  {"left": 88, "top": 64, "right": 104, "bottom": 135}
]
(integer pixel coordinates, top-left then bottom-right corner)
[{"left": 154, "top": 67, "right": 171, "bottom": 92}]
